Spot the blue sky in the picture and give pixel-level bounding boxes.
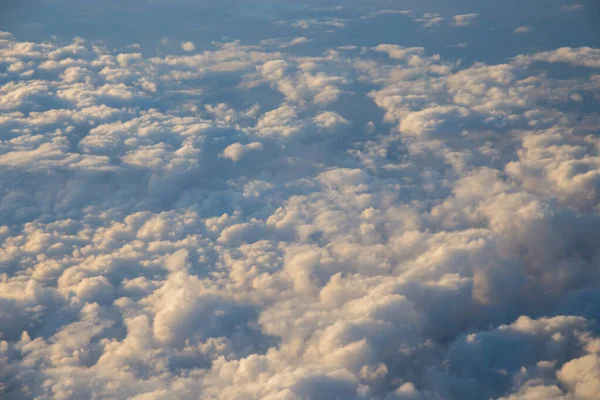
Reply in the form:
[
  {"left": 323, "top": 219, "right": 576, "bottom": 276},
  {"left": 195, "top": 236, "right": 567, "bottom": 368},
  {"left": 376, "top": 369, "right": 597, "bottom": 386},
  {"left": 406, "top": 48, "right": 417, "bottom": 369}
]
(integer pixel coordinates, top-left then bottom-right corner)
[{"left": 1, "top": 1, "right": 600, "bottom": 399}]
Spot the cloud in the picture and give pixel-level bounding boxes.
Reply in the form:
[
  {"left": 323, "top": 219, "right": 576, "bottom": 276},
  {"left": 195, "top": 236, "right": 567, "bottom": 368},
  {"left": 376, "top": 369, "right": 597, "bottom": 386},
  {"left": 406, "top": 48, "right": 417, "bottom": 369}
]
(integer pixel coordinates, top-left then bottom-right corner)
[
  {"left": 279, "top": 18, "right": 348, "bottom": 30},
  {"left": 451, "top": 13, "right": 478, "bottom": 27},
  {"left": 181, "top": 41, "right": 196, "bottom": 52},
  {"left": 362, "top": 9, "right": 413, "bottom": 20},
  {"left": 284, "top": 37, "right": 312, "bottom": 48},
  {"left": 514, "top": 46, "right": 600, "bottom": 68},
  {"left": 313, "top": 111, "right": 350, "bottom": 129},
  {"left": 252, "top": 57, "right": 348, "bottom": 106},
  {"left": 373, "top": 44, "right": 425, "bottom": 60},
  {"left": 220, "top": 142, "right": 263, "bottom": 162},
  {"left": 414, "top": 13, "right": 444, "bottom": 28},
  {"left": 1, "top": 3, "right": 600, "bottom": 400},
  {"left": 260, "top": 37, "right": 313, "bottom": 49}
]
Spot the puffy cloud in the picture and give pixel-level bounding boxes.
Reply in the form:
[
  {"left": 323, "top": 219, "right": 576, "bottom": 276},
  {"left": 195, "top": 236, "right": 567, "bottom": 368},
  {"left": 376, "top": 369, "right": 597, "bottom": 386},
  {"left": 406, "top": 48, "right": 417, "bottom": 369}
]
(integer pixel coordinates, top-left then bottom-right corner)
[
  {"left": 313, "top": 111, "right": 349, "bottom": 129},
  {"left": 451, "top": 13, "right": 478, "bottom": 27},
  {"left": 180, "top": 41, "right": 195, "bottom": 52},
  {"left": 220, "top": 142, "right": 263, "bottom": 162},
  {"left": 414, "top": 14, "right": 444, "bottom": 28},
  {"left": 256, "top": 104, "right": 306, "bottom": 137},
  {"left": 1, "top": 3, "right": 600, "bottom": 400},
  {"left": 253, "top": 57, "right": 347, "bottom": 105},
  {"left": 514, "top": 46, "right": 600, "bottom": 68},
  {"left": 558, "top": 354, "right": 600, "bottom": 400},
  {"left": 373, "top": 44, "right": 425, "bottom": 61}
]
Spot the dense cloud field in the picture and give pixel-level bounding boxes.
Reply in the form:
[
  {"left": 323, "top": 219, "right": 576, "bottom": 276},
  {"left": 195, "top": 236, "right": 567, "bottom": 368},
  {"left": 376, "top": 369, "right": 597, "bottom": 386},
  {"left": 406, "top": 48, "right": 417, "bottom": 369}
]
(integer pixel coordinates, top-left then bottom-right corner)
[{"left": 1, "top": 1, "right": 600, "bottom": 399}]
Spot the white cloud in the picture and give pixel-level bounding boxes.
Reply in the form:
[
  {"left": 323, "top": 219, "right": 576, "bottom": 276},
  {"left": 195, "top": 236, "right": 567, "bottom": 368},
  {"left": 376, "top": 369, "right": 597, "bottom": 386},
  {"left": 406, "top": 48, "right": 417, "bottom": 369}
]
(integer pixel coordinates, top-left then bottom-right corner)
[
  {"left": 514, "top": 46, "right": 600, "bottom": 68},
  {"left": 0, "top": 5, "right": 600, "bottom": 399},
  {"left": 252, "top": 57, "right": 347, "bottom": 106},
  {"left": 313, "top": 111, "right": 350, "bottom": 129},
  {"left": 220, "top": 142, "right": 263, "bottom": 161},
  {"left": 284, "top": 37, "right": 312, "bottom": 47},
  {"left": 373, "top": 44, "right": 425, "bottom": 60},
  {"left": 414, "top": 13, "right": 444, "bottom": 28},
  {"left": 451, "top": 13, "right": 478, "bottom": 27},
  {"left": 514, "top": 26, "right": 531, "bottom": 34},
  {"left": 181, "top": 41, "right": 196, "bottom": 52}
]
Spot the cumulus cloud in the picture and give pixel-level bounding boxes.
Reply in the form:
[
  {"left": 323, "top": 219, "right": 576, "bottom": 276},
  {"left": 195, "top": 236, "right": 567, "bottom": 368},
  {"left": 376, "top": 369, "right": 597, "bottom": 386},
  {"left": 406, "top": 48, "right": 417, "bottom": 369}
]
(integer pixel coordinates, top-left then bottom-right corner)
[
  {"left": 514, "top": 46, "right": 600, "bottom": 68},
  {"left": 451, "top": 13, "right": 478, "bottom": 27},
  {"left": 220, "top": 142, "right": 263, "bottom": 162},
  {"left": 181, "top": 41, "right": 196, "bottom": 52},
  {"left": 313, "top": 111, "right": 350, "bottom": 129},
  {"left": 1, "top": 3, "right": 600, "bottom": 400},
  {"left": 414, "top": 13, "right": 444, "bottom": 28}
]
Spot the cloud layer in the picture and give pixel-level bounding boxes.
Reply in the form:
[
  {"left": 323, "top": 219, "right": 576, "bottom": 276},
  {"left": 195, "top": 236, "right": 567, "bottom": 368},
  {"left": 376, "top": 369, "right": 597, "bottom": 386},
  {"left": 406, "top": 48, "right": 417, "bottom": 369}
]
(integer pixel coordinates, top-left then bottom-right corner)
[{"left": 1, "top": 2, "right": 600, "bottom": 399}]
